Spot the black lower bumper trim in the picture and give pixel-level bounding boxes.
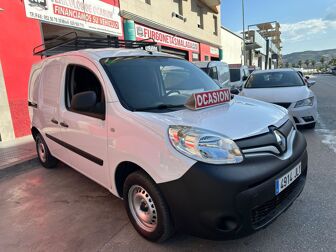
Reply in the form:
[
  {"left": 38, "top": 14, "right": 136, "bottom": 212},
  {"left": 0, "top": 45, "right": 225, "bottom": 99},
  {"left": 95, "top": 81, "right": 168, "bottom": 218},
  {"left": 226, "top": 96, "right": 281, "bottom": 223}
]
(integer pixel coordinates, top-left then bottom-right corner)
[{"left": 158, "top": 130, "right": 308, "bottom": 240}]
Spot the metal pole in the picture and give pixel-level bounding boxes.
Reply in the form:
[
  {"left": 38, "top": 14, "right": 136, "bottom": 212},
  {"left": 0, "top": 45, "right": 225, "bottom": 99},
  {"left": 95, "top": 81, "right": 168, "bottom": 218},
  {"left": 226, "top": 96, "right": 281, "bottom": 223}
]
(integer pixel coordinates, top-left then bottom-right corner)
[{"left": 242, "top": 0, "right": 246, "bottom": 66}]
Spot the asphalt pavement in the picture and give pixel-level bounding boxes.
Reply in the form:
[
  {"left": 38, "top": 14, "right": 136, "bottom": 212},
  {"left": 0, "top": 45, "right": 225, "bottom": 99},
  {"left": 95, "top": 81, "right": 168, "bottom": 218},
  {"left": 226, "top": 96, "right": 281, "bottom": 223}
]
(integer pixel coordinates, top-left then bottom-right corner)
[{"left": 0, "top": 75, "right": 335, "bottom": 252}]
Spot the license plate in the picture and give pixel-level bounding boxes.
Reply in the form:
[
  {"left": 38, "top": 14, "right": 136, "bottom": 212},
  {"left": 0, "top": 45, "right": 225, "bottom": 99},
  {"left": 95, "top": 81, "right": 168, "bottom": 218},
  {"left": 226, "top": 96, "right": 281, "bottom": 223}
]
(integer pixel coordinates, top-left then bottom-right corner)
[{"left": 275, "top": 163, "right": 301, "bottom": 195}]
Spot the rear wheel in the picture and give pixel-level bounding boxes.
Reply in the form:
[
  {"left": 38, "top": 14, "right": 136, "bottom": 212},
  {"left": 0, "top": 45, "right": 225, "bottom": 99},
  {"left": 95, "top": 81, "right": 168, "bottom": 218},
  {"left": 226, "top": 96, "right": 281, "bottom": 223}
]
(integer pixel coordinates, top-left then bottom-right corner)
[
  {"left": 123, "top": 171, "right": 174, "bottom": 242},
  {"left": 36, "top": 134, "right": 58, "bottom": 168}
]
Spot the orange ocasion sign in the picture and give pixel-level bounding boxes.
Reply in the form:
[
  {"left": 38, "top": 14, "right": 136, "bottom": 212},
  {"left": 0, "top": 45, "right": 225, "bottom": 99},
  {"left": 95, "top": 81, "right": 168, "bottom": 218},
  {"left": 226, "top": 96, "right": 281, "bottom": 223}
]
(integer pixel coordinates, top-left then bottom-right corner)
[{"left": 185, "top": 89, "right": 231, "bottom": 110}]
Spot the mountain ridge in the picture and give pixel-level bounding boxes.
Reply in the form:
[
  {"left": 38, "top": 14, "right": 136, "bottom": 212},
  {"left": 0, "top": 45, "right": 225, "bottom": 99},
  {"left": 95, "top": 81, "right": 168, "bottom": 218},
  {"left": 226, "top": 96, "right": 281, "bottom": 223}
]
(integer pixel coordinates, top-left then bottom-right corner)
[{"left": 283, "top": 48, "right": 336, "bottom": 65}]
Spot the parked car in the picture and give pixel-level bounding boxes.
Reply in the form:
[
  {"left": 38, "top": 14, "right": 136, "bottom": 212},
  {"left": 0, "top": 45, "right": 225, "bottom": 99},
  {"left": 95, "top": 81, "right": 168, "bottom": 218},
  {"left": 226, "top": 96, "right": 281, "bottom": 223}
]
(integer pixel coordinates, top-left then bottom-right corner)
[
  {"left": 29, "top": 42, "right": 308, "bottom": 242},
  {"left": 240, "top": 69, "right": 317, "bottom": 128},
  {"left": 193, "top": 61, "right": 230, "bottom": 88},
  {"left": 229, "top": 64, "right": 250, "bottom": 89},
  {"left": 248, "top": 66, "right": 261, "bottom": 74}
]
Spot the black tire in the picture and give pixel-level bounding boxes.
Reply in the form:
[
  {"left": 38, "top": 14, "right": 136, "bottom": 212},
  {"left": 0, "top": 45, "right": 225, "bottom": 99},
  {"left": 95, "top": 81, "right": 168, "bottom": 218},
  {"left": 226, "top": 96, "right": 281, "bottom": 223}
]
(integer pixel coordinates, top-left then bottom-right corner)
[
  {"left": 35, "top": 134, "right": 58, "bottom": 169},
  {"left": 305, "top": 122, "right": 316, "bottom": 129},
  {"left": 123, "top": 171, "right": 174, "bottom": 242}
]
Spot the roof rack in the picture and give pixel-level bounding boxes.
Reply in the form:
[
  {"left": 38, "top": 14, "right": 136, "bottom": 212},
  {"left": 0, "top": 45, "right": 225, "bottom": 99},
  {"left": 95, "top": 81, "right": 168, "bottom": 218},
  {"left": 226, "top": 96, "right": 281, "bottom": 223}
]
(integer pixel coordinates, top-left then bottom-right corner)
[{"left": 33, "top": 32, "right": 157, "bottom": 57}]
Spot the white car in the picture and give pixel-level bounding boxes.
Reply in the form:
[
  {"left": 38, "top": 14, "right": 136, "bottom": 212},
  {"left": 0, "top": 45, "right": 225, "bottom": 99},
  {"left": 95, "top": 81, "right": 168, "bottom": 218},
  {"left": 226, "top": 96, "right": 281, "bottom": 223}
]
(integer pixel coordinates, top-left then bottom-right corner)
[
  {"left": 28, "top": 38, "right": 308, "bottom": 242},
  {"left": 193, "top": 61, "right": 231, "bottom": 88},
  {"left": 240, "top": 69, "right": 318, "bottom": 128}
]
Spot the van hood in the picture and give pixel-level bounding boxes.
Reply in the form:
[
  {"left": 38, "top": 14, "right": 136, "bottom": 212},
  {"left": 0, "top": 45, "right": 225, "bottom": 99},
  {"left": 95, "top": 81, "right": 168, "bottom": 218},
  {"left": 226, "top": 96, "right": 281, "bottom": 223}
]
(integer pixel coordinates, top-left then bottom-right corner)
[
  {"left": 135, "top": 96, "right": 289, "bottom": 140},
  {"left": 241, "top": 86, "right": 313, "bottom": 103}
]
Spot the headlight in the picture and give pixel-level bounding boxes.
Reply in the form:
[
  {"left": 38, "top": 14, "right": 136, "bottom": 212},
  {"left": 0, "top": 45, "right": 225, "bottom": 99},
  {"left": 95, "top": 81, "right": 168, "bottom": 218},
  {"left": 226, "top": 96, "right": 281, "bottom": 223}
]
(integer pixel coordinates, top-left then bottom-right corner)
[
  {"left": 168, "top": 126, "right": 243, "bottom": 164},
  {"left": 295, "top": 97, "right": 314, "bottom": 108}
]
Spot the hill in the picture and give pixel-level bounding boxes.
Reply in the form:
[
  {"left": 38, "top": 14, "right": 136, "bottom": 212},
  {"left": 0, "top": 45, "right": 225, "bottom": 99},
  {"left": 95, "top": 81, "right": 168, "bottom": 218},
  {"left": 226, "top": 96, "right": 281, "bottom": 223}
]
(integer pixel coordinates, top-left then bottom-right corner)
[{"left": 283, "top": 48, "right": 336, "bottom": 65}]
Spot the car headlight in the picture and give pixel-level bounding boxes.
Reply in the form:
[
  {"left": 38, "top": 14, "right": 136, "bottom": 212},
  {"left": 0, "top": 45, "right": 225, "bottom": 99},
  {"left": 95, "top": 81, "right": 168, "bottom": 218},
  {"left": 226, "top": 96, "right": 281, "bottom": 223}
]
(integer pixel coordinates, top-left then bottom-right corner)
[
  {"left": 168, "top": 126, "right": 243, "bottom": 164},
  {"left": 295, "top": 97, "right": 314, "bottom": 108}
]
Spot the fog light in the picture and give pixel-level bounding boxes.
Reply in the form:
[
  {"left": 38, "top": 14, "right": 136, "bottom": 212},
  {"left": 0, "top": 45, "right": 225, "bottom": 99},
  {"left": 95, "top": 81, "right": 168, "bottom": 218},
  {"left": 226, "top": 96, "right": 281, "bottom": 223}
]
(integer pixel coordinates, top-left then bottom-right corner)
[
  {"left": 216, "top": 217, "right": 238, "bottom": 232},
  {"left": 302, "top": 116, "right": 314, "bottom": 122}
]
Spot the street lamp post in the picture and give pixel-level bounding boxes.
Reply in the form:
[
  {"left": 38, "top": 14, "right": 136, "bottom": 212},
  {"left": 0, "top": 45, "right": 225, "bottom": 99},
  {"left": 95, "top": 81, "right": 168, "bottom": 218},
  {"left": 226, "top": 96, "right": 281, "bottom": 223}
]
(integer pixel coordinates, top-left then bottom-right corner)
[{"left": 242, "top": 0, "right": 246, "bottom": 66}]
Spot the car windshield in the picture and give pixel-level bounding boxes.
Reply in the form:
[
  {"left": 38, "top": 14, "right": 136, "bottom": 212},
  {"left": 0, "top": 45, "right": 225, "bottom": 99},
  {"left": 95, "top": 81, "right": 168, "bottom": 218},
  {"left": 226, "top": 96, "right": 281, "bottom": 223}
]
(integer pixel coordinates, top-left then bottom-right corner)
[
  {"left": 229, "top": 69, "right": 241, "bottom": 82},
  {"left": 100, "top": 56, "right": 219, "bottom": 112},
  {"left": 245, "top": 71, "right": 305, "bottom": 88}
]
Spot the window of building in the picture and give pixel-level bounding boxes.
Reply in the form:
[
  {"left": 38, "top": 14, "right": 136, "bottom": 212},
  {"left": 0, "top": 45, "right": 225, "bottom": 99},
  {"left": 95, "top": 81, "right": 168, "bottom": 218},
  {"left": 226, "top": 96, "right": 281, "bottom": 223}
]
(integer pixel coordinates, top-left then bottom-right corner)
[
  {"left": 213, "top": 15, "right": 218, "bottom": 35},
  {"left": 173, "top": 0, "right": 183, "bottom": 16},
  {"left": 192, "top": 52, "right": 199, "bottom": 61},
  {"left": 197, "top": 5, "right": 204, "bottom": 29},
  {"left": 204, "top": 55, "right": 210, "bottom": 61},
  {"left": 65, "top": 65, "right": 105, "bottom": 120}
]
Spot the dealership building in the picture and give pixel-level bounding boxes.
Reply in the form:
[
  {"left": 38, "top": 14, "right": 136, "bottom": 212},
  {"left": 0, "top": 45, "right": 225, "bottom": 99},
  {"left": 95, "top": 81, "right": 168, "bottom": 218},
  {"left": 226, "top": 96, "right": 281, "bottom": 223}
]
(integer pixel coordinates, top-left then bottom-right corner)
[{"left": 0, "top": 0, "right": 222, "bottom": 141}]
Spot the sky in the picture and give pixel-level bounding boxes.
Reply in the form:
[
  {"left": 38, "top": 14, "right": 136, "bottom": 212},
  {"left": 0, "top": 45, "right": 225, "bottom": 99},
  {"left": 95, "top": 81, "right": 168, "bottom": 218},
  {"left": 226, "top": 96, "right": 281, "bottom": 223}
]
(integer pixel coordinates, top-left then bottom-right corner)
[{"left": 220, "top": 0, "right": 336, "bottom": 54}]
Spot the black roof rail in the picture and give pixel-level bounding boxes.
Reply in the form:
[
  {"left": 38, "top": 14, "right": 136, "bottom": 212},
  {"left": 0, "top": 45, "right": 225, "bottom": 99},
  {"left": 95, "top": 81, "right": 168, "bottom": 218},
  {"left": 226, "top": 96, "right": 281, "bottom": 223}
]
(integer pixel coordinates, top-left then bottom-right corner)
[{"left": 33, "top": 32, "right": 157, "bottom": 57}]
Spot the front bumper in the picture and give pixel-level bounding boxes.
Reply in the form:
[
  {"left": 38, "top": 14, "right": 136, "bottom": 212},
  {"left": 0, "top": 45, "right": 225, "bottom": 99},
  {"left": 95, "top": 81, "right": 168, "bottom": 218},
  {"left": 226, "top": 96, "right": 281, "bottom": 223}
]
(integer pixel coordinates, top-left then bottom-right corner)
[
  {"left": 158, "top": 130, "right": 307, "bottom": 240},
  {"left": 289, "top": 101, "right": 318, "bottom": 126}
]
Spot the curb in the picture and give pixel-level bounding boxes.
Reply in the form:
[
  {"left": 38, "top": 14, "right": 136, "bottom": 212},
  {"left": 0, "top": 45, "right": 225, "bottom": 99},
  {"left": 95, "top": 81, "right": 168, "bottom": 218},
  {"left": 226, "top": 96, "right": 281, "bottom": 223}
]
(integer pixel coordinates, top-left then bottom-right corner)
[{"left": 0, "top": 157, "right": 39, "bottom": 180}]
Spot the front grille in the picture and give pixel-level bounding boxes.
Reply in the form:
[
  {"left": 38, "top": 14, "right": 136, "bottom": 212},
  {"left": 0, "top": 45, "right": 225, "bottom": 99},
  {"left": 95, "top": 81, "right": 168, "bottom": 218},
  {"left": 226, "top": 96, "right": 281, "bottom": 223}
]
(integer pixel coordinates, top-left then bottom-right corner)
[
  {"left": 273, "top": 103, "right": 291, "bottom": 109},
  {"left": 251, "top": 177, "right": 301, "bottom": 227}
]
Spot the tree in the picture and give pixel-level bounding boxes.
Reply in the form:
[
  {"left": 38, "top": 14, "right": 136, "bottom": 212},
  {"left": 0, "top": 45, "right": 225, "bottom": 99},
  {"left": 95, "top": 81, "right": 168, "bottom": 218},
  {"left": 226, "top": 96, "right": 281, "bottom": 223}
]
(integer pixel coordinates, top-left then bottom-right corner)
[
  {"left": 320, "top": 57, "right": 325, "bottom": 66},
  {"left": 285, "top": 62, "right": 290, "bottom": 68},
  {"left": 311, "top": 60, "right": 316, "bottom": 68},
  {"left": 329, "top": 58, "right": 336, "bottom": 66},
  {"left": 298, "top": 60, "right": 302, "bottom": 68},
  {"left": 305, "top": 59, "right": 310, "bottom": 69}
]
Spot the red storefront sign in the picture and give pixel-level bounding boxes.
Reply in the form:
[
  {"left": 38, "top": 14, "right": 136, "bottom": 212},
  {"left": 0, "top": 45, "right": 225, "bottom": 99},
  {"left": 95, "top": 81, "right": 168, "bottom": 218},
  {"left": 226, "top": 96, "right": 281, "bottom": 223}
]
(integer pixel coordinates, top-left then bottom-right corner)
[
  {"left": 185, "top": 89, "right": 231, "bottom": 110},
  {"left": 135, "top": 24, "right": 199, "bottom": 52}
]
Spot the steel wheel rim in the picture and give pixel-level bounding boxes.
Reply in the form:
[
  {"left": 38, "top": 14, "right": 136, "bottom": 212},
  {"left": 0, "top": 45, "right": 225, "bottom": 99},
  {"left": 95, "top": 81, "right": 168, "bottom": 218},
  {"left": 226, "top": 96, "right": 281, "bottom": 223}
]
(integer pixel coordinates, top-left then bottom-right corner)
[
  {"left": 128, "top": 185, "right": 158, "bottom": 232},
  {"left": 38, "top": 139, "right": 46, "bottom": 163}
]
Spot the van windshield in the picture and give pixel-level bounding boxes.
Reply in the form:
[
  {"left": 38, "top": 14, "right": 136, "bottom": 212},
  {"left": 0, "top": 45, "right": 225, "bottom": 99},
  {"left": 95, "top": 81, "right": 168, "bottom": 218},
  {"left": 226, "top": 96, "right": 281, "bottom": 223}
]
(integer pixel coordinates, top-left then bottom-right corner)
[{"left": 100, "top": 57, "right": 219, "bottom": 112}]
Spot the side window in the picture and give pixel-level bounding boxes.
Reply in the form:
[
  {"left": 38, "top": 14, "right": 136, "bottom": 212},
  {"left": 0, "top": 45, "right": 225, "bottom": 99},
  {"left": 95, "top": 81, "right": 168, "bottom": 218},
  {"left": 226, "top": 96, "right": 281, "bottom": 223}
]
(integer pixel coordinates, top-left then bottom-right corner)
[
  {"left": 218, "top": 64, "right": 230, "bottom": 86},
  {"left": 208, "top": 67, "right": 218, "bottom": 81},
  {"left": 65, "top": 65, "right": 105, "bottom": 120}
]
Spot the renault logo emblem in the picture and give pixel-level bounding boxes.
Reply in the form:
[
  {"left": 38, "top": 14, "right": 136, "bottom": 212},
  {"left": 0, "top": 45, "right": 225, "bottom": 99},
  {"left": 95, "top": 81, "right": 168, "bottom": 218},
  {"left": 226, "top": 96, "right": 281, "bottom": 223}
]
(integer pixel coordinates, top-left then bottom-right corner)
[{"left": 273, "top": 130, "right": 286, "bottom": 153}]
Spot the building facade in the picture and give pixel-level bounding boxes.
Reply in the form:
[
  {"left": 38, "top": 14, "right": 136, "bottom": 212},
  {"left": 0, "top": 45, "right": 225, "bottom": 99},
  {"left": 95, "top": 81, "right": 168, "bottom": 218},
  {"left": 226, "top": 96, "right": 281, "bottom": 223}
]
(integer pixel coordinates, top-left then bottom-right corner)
[
  {"left": 221, "top": 27, "right": 244, "bottom": 65},
  {"left": 119, "top": 0, "right": 222, "bottom": 62},
  {"left": 0, "top": 0, "right": 222, "bottom": 141}
]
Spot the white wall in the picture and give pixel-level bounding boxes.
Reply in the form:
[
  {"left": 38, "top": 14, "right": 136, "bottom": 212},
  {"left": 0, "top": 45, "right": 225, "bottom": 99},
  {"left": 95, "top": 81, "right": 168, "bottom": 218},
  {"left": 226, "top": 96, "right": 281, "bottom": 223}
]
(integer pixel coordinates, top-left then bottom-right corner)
[{"left": 221, "top": 27, "right": 243, "bottom": 64}]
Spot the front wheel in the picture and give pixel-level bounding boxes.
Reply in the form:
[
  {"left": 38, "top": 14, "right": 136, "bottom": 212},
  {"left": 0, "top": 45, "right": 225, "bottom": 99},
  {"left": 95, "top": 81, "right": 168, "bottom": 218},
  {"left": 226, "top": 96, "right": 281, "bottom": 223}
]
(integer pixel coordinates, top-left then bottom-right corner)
[{"left": 123, "top": 171, "right": 174, "bottom": 242}]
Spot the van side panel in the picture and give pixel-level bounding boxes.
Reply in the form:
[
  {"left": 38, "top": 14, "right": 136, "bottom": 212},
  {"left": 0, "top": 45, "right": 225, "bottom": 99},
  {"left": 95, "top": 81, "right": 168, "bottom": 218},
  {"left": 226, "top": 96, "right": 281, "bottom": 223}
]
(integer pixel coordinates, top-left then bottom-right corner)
[{"left": 36, "top": 59, "right": 64, "bottom": 156}]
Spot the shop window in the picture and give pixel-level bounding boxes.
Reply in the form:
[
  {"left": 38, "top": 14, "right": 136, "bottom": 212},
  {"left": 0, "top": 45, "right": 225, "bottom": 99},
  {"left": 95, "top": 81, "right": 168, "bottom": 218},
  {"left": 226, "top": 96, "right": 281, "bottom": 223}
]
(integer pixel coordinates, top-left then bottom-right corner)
[
  {"left": 197, "top": 5, "right": 204, "bottom": 29},
  {"left": 192, "top": 52, "right": 199, "bottom": 61},
  {"left": 213, "top": 15, "right": 218, "bottom": 35},
  {"left": 205, "top": 55, "right": 210, "bottom": 61},
  {"left": 65, "top": 65, "right": 105, "bottom": 120}
]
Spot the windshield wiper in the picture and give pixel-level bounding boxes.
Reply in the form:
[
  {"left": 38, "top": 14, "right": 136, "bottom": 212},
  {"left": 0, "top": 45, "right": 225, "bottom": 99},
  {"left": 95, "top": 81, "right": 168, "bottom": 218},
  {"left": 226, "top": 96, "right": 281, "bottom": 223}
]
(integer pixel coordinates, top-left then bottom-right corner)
[{"left": 134, "top": 104, "right": 185, "bottom": 112}]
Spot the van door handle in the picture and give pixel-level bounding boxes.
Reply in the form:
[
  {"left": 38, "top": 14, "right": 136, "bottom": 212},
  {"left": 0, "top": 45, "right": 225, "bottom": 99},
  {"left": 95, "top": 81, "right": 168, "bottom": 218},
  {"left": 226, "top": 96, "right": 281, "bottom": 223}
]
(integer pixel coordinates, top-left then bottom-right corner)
[
  {"left": 60, "top": 122, "right": 69, "bottom": 128},
  {"left": 51, "top": 119, "right": 58, "bottom": 124}
]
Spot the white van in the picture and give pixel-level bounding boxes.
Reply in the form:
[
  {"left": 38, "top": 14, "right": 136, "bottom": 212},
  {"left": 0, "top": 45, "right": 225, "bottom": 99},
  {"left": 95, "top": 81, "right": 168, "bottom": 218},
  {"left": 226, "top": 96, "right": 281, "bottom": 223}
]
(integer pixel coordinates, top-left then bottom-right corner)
[
  {"left": 229, "top": 65, "right": 250, "bottom": 89},
  {"left": 28, "top": 37, "right": 308, "bottom": 242},
  {"left": 193, "top": 61, "right": 230, "bottom": 88}
]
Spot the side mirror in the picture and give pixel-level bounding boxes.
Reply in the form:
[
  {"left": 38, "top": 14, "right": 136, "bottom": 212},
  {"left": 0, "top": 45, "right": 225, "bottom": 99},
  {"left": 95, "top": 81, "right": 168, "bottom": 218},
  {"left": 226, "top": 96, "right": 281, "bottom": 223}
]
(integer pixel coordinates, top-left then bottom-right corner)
[
  {"left": 305, "top": 76, "right": 310, "bottom": 79},
  {"left": 71, "top": 91, "right": 97, "bottom": 112},
  {"left": 242, "top": 76, "right": 248, "bottom": 81},
  {"left": 307, "top": 80, "right": 316, "bottom": 88},
  {"left": 230, "top": 88, "right": 240, "bottom": 95}
]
